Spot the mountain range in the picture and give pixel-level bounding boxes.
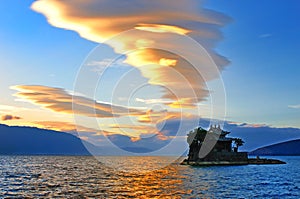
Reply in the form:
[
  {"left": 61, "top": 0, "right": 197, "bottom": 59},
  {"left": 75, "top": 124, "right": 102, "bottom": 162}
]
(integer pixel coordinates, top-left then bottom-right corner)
[
  {"left": 250, "top": 139, "right": 300, "bottom": 156},
  {"left": 0, "top": 124, "right": 300, "bottom": 156},
  {"left": 0, "top": 124, "right": 95, "bottom": 155}
]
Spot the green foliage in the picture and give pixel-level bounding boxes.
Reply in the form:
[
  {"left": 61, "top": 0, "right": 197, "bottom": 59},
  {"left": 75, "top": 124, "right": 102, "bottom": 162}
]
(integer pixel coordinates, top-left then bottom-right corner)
[
  {"left": 187, "top": 127, "right": 208, "bottom": 145},
  {"left": 233, "top": 138, "right": 244, "bottom": 147}
]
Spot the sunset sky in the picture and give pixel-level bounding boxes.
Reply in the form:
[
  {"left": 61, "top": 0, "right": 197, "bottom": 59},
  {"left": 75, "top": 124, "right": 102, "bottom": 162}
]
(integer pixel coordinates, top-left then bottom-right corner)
[{"left": 0, "top": 0, "right": 299, "bottom": 149}]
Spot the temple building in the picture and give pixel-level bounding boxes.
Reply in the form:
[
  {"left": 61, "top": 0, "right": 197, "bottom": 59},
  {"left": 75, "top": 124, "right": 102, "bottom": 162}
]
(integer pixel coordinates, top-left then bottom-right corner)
[
  {"left": 186, "top": 125, "right": 248, "bottom": 163},
  {"left": 182, "top": 125, "right": 286, "bottom": 166}
]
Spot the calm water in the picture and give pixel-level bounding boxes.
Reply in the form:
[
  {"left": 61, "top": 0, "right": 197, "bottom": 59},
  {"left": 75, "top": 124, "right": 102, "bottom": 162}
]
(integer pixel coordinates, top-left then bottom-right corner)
[{"left": 0, "top": 156, "right": 299, "bottom": 198}]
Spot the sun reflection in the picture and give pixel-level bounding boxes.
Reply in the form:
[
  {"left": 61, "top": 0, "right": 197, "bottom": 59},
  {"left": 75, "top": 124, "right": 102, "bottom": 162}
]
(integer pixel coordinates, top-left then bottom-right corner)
[{"left": 110, "top": 157, "right": 188, "bottom": 198}]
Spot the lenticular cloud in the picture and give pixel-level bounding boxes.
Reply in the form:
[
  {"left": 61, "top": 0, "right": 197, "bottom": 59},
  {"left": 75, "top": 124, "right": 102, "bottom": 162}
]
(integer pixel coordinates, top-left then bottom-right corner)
[{"left": 31, "top": 0, "right": 230, "bottom": 108}]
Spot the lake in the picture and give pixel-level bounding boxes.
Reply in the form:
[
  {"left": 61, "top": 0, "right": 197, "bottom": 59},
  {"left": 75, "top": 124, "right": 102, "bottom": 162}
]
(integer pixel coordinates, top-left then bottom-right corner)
[{"left": 0, "top": 156, "right": 299, "bottom": 198}]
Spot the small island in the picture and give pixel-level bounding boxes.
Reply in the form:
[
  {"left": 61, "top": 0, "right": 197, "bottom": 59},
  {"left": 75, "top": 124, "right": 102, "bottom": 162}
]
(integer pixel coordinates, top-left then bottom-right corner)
[{"left": 181, "top": 125, "right": 286, "bottom": 166}]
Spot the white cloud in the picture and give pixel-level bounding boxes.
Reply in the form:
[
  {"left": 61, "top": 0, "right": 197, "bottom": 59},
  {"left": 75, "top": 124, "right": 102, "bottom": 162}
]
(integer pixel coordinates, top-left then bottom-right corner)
[
  {"left": 87, "top": 58, "right": 129, "bottom": 74},
  {"left": 288, "top": 104, "right": 300, "bottom": 109},
  {"left": 259, "top": 33, "right": 272, "bottom": 38}
]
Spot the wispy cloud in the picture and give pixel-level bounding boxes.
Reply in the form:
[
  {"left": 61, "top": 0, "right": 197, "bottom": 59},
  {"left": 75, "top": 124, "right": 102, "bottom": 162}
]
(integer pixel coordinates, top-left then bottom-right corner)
[
  {"left": 87, "top": 59, "right": 114, "bottom": 74},
  {"left": 34, "top": 121, "right": 98, "bottom": 133},
  {"left": 137, "top": 109, "right": 196, "bottom": 124},
  {"left": 1, "top": 114, "right": 22, "bottom": 121},
  {"left": 288, "top": 104, "right": 300, "bottom": 109},
  {"left": 238, "top": 123, "right": 268, "bottom": 128},
  {"left": 136, "top": 97, "right": 173, "bottom": 104},
  {"left": 87, "top": 58, "right": 129, "bottom": 74},
  {"left": 0, "top": 105, "right": 30, "bottom": 112},
  {"left": 12, "top": 85, "right": 144, "bottom": 118},
  {"left": 259, "top": 33, "right": 272, "bottom": 38},
  {"left": 31, "top": 0, "right": 230, "bottom": 108},
  {"left": 11, "top": 85, "right": 192, "bottom": 139}
]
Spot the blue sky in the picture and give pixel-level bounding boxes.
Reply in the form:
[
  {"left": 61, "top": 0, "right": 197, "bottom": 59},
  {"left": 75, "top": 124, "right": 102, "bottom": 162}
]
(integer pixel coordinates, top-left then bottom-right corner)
[
  {"left": 0, "top": 0, "right": 299, "bottom": 151},
  {"left": 206, "top": 0, "right": 300, "bottom": 127}
]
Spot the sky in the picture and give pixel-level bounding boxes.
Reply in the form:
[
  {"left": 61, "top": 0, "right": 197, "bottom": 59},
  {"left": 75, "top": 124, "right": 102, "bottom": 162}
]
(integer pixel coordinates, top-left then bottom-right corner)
[{"left": 0, "top": 0, "right": 299, "bottom": 152}]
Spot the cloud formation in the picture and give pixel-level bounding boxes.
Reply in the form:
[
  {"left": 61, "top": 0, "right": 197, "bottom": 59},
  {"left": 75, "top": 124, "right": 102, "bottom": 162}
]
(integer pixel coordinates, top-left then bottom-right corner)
[
  {"left": 288, "top": 104, "right": 300, "bottom": 109},
  {"left": 85, "top": 118, "right": 300, "bottom": 153},
  {"left": 34, "top": 121, "right": 98, "bottom": 133},
  {"left": 259, "top": 33, "right": 272, "bottom": 38},
  {"left": 12, "top": 85, "right": 143, "bottom": 118},
  {"left": 1, "top": 114, "right": 22, "bottom": 121},
  {"left": 154, "top": 118, "right": 300, "bottom": 152},
  {"left": 12, "top": 85, "right": 193, "bottom": 140},
  {"left": 137, "top": 109, "right": 196, "bottom": 124},
  {"left": 31, "top": 0, "right": 230, "bottom": 108}
]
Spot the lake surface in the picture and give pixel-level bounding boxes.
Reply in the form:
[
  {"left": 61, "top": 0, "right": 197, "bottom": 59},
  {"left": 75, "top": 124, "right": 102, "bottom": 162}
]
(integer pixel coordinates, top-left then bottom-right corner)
[{"left": 0, "top": 156, "right": 299, "bottom": 198}]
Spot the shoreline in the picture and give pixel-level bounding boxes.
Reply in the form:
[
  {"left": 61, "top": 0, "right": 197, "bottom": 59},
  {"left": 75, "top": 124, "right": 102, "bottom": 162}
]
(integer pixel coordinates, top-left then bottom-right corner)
[{"left": 181, "top": 157, "right": 286, "bottom": 166}]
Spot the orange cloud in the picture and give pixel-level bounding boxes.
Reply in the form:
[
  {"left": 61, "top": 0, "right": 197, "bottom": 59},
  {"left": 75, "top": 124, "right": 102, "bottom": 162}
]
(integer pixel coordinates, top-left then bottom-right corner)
[
  {"left": 31, "top": 0, "right": 230, "bottom": 108},
  {"left": 34, "top": 121, "right": 98, "bottom": 133},
  {"left": 1, "top": 114, "right": 22, "bottom": 121},
  {"left": 31, "top": 0, "right": 228, "bottom": 42},
  {"left": 135, "top": 24, "right": 190, "bottom": 35},
  {"left": 130, "top": 137, "right": 141, "bottom": 142},
  {"left": 137, "top": 109, "right": 196, "bottom": 124},
  {"left": 12, "top": 85, "right": 144, "bottom": 118},
  {"left": 109, "top": 123, "right": 159, "bottom": 138},
  {"left": 110, "top": 124, "right": 156, "bottom": 131}
]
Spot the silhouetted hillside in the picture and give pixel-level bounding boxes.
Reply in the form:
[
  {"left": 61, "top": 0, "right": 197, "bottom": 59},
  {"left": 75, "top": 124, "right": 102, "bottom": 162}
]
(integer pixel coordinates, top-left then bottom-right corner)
[
  {"left": 250, "top": 139, "right": 300, "bottom": 156},
  {"left": 0, "top": 124, "right": 98, "bottom": 155}
]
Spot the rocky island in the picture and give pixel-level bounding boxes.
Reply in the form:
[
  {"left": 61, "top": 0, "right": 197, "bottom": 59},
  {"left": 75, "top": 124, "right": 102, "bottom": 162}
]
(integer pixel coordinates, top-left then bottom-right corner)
[{"left": 181, "top": 125, "right": 286, "bottom": 166}]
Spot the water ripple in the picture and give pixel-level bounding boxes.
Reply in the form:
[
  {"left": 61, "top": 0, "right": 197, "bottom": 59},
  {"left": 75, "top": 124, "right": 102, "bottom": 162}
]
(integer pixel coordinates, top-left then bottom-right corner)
[{"left": 0, "top": 156, "right": 300, "bottom": 198}]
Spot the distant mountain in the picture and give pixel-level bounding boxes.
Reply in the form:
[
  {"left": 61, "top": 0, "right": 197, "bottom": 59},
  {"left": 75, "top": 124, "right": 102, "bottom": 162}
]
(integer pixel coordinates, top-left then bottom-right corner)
[
  {"left": 250, "top": 139, "right": 300, "bottom": 156},
  {"left": 0, "top": 124, "right": 98, "bottom": 155},
  {"left": 1, "top": 123, "right": 299, "bottom": 156}
]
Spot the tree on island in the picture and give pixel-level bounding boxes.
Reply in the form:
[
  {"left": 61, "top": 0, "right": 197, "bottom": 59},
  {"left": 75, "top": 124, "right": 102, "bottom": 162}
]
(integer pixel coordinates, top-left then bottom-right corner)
[
  {"left": 233, "top": 138, "right": 244, "bottom": 152},
  {"left": 187, "top": 126, "right": 246, "bottom": 161},
  {"left": 187, "top": 127, "right": 207, "bottom": 145}
]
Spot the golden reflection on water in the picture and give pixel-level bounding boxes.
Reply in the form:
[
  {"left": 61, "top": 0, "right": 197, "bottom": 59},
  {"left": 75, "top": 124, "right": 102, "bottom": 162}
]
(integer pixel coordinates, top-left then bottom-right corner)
[
  {"left": 119, "top": 166, "right": 189, "bottom": 198},
  {"left": 96, "top": 156, "right": 184, "bottom": 172},
  {"left": 97, "top": 156, "right": 193, "bottom": 198},
  {"left": 1, "top": 156, "right": 297, "bottom": 198},
  {"left": 0, "top": 156, "right": 196, "bottom": 198}
]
